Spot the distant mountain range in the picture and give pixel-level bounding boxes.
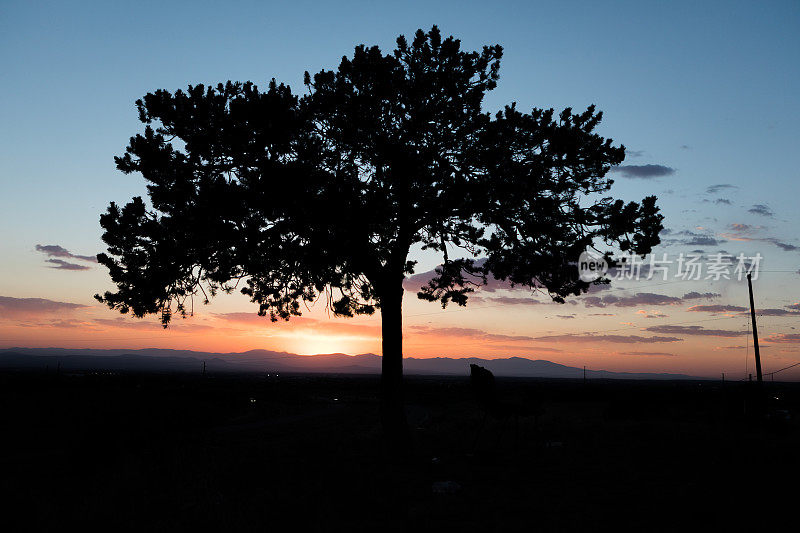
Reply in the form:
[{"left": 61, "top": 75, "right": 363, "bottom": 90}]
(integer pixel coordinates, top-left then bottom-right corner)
[{"left": 0, "top": 347, "right": 703, "bottom": 380}]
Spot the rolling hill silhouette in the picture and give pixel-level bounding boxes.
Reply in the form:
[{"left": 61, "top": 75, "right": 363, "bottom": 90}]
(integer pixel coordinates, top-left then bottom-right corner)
[{"left": 0, "top": 347, "right": 700, "bottom": 380}]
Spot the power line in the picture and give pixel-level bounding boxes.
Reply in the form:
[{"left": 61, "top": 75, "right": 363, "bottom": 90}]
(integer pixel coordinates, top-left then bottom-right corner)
[{"left": 763, "top": 361, "right": 800, "bottom": 377}]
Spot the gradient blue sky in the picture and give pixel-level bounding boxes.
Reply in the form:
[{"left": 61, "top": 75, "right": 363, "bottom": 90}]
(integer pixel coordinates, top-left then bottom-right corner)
[{"left": 1, "top": 1, "right": 798, "bottom": 377}]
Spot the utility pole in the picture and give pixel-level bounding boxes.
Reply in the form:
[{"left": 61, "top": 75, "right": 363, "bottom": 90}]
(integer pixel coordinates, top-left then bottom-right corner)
[
  {"left": 202, "top": 360, "right": 206, "bottom": 378},
  {"left": 746, "top": 273, "right": 763, "bottom": 382}
]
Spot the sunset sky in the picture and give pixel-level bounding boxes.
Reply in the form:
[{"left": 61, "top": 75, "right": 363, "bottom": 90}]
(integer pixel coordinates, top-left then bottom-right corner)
[{"left": 1, "top": 1, "right": 798, "bottom": 379}]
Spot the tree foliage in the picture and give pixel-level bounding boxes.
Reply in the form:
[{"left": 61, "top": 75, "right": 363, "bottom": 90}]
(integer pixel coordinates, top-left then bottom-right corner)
[{"left": 97, "top": 26, "right": 663, "bottom": 327}]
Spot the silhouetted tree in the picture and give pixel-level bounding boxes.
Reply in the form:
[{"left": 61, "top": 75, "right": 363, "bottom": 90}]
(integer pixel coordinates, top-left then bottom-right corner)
[{"left": 97, "top": 26, "right": 663, "bottom": 437}]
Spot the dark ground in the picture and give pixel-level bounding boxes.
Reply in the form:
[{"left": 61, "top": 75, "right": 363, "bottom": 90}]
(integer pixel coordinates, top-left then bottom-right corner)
[{"left": 1, "top": 369, "right": 798, "bottom": 532}]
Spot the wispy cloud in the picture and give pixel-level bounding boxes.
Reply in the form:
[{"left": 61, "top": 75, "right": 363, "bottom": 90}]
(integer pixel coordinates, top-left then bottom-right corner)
[
  {"left": 720, "top": 223, "right": 797, "bottom": 251},
  {"left": 661, "top": 230, "right": 726, "bottom": 247},
  {"left": 730, "top": 223, "right": 755, "bottom": 233},
  {"left": 531, "top": 333, "right": 683, "bottom": 344},
  {"left": 748, "top": 204, "right": 774, "bottom": 217},
  {"left": 584, "top": 293, "right": 682, "bottom": 308},
  {"left": 409, "top": 325, "right": 536, "bottom": 343},
  {"left": 35, "top": 244, "right": 97, "bottom": 262},
  {"left": 717, "top": 344, "right": 772, "bottom": 350},
  {"left": 92, "top": 317, "right": 217, "bottom": 332},
  {"left": 469, "top": 296, "right": 547, "bottom": 306},
  {"left": 706, "top": 184, "right": 738, "bottom": 194},
  {"left": 35, "top": 244, "right": 97, "bottom": 271},
  {"left": 0, "top": 295, "right": 87, "bottom": 319},
  {"left": 610, "top": 164, "right": 675, "bottom": 179},
  {"left": 636, "top": 310, "right": 668, "bottom": 318},
  {"left": 687, "top": 305, "right": 748, "bottom": 314},
  {"left": 45, "top": 258, "right": 91, "bottom": 270},
  {"left": 762, "top": 333, "right": 800, "bottom": 344},
  {"left": 583, "top": 291, "right": 709, "bottom": 308},
  {"left": 646, "top": 325, "right": 746, "bottom": 337},
  {"left": 764, "top": 238, "right": 798, "bottom": 252},
  {"left": 403, "top": 258, "right": 517, "bottom": 294},
  {"left": 682, "top": 292, "right": 721, "bottom": 300},
  {"left": 753, "top": 308, "right": 800, "bottom": 317}
]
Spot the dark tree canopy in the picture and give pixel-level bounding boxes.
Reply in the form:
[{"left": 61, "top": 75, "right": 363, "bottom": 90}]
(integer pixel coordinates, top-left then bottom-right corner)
[{"left": 97, "top": 26, "right": 662, "bottom": 329}]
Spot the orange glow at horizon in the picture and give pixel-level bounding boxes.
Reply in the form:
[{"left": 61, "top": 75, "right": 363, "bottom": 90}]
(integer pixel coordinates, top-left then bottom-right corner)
[{"left": 1, "top": 291, "right": 799, "bottom": 380}]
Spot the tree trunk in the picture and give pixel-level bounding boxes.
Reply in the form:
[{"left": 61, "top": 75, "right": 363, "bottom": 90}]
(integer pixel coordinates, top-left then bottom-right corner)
[{"left": 380, "top": 277, "right": 408, "bottom": 444}]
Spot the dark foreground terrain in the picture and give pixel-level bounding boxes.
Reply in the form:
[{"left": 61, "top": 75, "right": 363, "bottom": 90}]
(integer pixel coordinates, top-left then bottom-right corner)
[{"left": 1, "top": 369, "right": 798, "bottom": 531}]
